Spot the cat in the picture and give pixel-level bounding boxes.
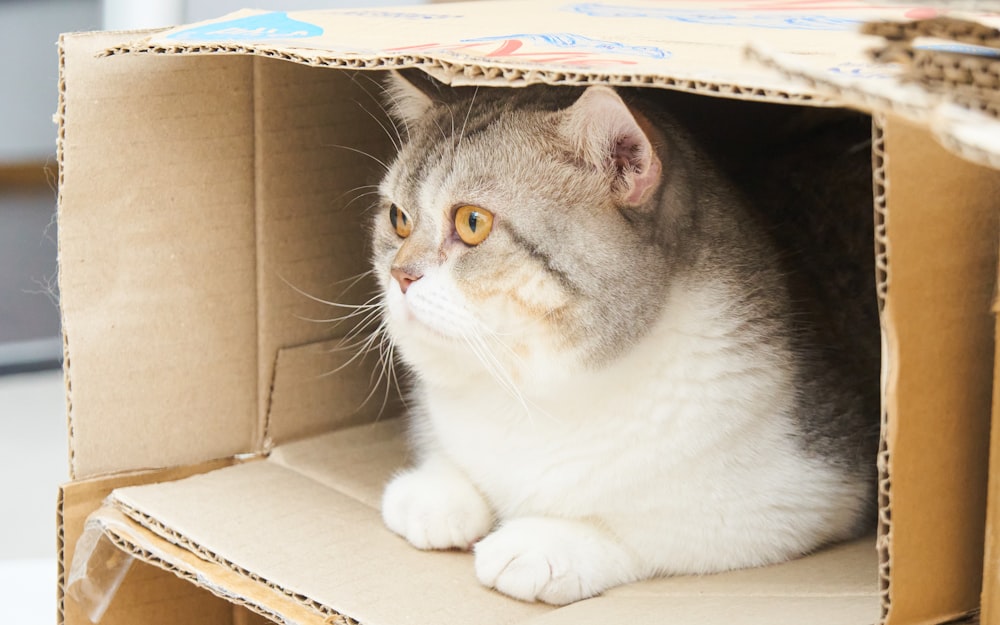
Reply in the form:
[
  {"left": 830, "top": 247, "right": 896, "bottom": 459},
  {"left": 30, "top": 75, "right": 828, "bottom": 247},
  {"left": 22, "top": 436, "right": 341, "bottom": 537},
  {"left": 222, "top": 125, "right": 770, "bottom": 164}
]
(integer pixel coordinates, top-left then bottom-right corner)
[{"left": 369, "top": 69, "right": 879, "bottom": 605}]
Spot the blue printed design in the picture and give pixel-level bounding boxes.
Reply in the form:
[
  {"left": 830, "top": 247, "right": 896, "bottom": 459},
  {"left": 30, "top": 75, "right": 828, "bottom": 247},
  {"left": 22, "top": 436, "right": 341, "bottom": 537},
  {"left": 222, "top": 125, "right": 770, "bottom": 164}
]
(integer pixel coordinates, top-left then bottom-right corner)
[
  {"left": 340, "top": 10, "right": 461, "bottom": 20},
  {"left": 567, "top": 4, "right": 861, "bottom": 31},
  {"left": 167, "top": 12, "right": 323, "bottom": 42},
  {"left": 827, "top": 62, "right": 897, "bottom": 80},
  {"left": 915, "top": 42, "right": 1000, "bottom": 58},
  {"left": 461, "top": 33, "right": 668, "bottom": 59}
]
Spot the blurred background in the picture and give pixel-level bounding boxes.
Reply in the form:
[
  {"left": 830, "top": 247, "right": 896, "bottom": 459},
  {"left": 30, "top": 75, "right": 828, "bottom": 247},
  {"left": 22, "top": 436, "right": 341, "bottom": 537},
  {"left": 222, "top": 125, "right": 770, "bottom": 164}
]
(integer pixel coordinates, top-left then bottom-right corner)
[{"left": 0, "top": 1, "right": 424, "bottom": 623}]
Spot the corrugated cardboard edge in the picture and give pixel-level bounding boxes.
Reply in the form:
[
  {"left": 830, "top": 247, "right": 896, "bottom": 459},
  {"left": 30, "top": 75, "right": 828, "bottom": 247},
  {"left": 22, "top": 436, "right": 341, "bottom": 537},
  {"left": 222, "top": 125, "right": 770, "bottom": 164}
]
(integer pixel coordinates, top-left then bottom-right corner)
[
  {"left": 99, "top": 39, "right": 833, "bottom": 106},
  {"left": 872, "top": 113, "right": 891, "bottom": 625},
  {"left": 88, "top": 506, "right": 347, "bottom": 625},
  {"left": 55, "top": 33, "right": 72, "bottom": 479},
  {"left": 862, "top": 16, "right": 1000, "bottom": 48},
  {"left": 91, "top": 502, "right": 349, "bottom": 625},
  {"left": 745, "top": 44, "right": 1000, "bottom": 171},
  {"left": 57, "top": 485, "right": 66, "bottom": 625}
]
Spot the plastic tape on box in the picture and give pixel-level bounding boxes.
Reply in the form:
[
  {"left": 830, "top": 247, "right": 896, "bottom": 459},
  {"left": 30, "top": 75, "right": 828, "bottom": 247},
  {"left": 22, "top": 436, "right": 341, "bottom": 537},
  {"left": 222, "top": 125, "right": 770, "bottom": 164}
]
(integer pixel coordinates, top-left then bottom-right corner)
[{"left": 66, "top": 519, "right": 134, "bottom": 623}]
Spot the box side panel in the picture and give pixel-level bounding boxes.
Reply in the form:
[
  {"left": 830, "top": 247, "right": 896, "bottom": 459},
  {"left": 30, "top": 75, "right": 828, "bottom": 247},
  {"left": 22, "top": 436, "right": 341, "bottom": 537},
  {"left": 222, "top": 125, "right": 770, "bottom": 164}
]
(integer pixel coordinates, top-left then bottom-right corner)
[
  {"left": 58, "top": 32, "right": 259, "bottom": 478},
  {"left": 250, "top": 61, "right": 398, "bottom": 448},
  {"left": 881, "top": 115, "right": 1000, "bottom": 624},
  {"left": 58, "top": 462, "right": 236, "bottom": 625},
  {"left": 982, "top": 249, "right": 1000, "bottom": 625}
]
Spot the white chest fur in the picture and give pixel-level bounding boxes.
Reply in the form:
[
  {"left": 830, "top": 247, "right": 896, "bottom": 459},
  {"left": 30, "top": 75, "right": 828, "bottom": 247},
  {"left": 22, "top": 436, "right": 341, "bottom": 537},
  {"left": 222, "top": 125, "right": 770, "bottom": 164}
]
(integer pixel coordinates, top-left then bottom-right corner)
[{"left": 406, "top": 286, "right": 860, "bottom": 574}]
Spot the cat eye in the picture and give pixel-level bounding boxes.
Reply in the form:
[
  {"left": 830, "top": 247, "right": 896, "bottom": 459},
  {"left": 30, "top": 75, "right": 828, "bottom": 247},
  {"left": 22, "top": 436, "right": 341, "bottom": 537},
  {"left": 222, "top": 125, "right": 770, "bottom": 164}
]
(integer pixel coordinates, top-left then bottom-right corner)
[
  {"left": 454, "top": 205, "right": 493, "bottom": 246},
  {"left": 389, "top": 204, "right": 412, "bottom": 238}
]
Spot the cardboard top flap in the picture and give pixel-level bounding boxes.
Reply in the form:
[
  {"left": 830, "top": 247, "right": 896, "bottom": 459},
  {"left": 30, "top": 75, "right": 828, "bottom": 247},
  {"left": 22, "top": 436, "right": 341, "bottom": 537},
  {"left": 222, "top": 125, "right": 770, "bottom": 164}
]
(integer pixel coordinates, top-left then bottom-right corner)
[
  {"left": 748, "top": 10, "right": 1000, "bottom": 169},
  {"left": 94, "top": 420, "right": 878, "bottom": 625},
  {"left": 103, "top": 1, "right": 928, "bottom": 104}
]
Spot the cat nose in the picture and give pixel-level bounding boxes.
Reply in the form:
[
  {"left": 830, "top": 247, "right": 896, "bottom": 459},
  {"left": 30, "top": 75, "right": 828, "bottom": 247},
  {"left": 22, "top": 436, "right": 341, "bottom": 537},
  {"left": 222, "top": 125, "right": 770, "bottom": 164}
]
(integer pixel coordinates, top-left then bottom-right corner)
[{"left": 390, "top": 266, "right": 422, "bottom": 294}]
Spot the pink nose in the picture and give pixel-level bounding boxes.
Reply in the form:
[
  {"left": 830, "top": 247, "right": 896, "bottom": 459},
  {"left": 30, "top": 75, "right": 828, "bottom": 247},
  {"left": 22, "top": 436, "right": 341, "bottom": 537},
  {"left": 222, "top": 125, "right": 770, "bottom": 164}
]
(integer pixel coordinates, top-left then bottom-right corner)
[{"left": 390, "top": 267, "right": 422, "bottom": 293}]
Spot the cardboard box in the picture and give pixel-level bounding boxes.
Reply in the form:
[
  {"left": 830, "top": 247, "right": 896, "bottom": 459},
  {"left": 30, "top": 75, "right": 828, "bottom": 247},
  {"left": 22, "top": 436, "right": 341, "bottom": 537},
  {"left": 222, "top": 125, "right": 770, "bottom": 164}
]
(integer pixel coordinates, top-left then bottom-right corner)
[{"left": 55, "top": 3, "right": 1000, "bottom": 624}]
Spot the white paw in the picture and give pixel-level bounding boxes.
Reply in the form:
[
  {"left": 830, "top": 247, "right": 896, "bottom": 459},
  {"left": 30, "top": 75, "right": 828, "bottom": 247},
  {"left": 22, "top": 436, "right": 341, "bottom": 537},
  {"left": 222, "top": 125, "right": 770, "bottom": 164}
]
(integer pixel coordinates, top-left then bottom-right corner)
[
  {"left": 381, "top": 462, "right": 493, "bottom": 551},
  {"left": 474, "top": 517, "right": 637, "bottom": 605}
]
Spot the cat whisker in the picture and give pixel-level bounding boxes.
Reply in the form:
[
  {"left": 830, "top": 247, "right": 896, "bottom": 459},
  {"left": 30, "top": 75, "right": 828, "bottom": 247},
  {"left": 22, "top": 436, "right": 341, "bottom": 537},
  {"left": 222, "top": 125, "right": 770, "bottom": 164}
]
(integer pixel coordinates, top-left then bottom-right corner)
[
  {"left": 456, "top": 86, "right": 479, "bottom": 151},
  {"left": 351, "top": 71, "right": 406, "bottom": 149},
  {"left": 347, "top": 321, "right": 403, "bottom": 422},
  {"left": 343, "top": 190, "right": 383, "bottom": 212},
  {"left": 374, "top": 325, "right": 402, "bottom": 420},
  {"left": 302, "top": 304, "right": 383, "bottom": 333},
  {"left": 280, "top": 275, "right": 383, "bottom": 311},
  {"left": 294, "top": 293, "right": 384, "bottom": 321},
  {"left": 320, "top": 315, "right": 387, "bottom": 376},
  {"left": 334, "top": 184, "right": 382, "bottom": 211},
  {"left": 461, "top": 329, "right": 536, "bottom": 422},
  {"left": 428, "top": 109, "right": 448, "bottom": 144},
  {"left": 325, "top": 143, "right": 391, "bottom": 174},
  {"left": 330, "top": 268, "right": 377, "bottom": 291},
  {"left": 478, "top": 326, "right": 527, "bottom": 368},
  {"left": 353, "top": 98, "right": 403, "bottom": 154},
  {"left": 341, "top": 307, "right": 389, "bottom": 345},
  {"left": 385, "top": 338, "right": 410, "bottom": 413},
  {"left": 355, "top": 71, "right": 411, "bottom": 143},
  {"left": 334, "top": 183, "right": 379, "bottom": 201}
]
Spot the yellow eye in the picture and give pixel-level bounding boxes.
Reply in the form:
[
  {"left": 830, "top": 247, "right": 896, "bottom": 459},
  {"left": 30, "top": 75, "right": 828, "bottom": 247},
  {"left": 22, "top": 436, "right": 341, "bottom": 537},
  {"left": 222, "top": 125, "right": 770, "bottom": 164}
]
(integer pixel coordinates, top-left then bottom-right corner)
[
  {"left": 454, "top": 205, "right": 493, "bottom": 246},
  {"left": 389, "top": 204, "right": 412, "bottom": 238}
]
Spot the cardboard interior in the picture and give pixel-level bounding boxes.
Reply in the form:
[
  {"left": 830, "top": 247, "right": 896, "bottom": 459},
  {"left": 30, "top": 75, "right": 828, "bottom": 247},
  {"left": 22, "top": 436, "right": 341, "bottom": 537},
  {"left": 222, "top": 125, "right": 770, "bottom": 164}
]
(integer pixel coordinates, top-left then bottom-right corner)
[{"left": 56, "top": 3, "right": 1000, "bottom": 624}]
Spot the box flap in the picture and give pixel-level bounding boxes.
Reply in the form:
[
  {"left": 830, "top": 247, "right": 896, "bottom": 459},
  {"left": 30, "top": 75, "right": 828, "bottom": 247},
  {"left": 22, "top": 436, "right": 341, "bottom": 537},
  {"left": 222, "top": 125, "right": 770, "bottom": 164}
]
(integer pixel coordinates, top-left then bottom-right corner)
[
  {"left": 87, "top": 420, "right": 878, "bottom": 625},
  {"left": 84, "top": 507, "right": 328, "bottom": 625},
  {"left": 106, "top": 421, "right": 550, "bottom": 625},
  {"left": 105, "top": 1, "right": 929, "bottom": 104},
  {"left": 58, "top": 31, "right": 259, "bottom": 479},
  {"left": 747, "top": 11, "right": 1000, "bottom": 169}
]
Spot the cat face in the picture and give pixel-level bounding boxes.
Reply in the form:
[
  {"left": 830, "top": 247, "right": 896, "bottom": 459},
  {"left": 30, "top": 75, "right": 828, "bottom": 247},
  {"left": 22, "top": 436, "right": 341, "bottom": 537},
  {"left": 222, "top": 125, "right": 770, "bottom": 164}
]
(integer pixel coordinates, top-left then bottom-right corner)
[{"left": 371, "top": 75, "right": 672, "bottom": 391}]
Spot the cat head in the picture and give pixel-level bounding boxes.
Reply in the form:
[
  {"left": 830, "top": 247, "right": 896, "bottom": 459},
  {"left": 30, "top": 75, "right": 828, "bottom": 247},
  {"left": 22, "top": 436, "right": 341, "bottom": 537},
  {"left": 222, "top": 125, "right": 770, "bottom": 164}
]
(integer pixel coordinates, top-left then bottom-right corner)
[{"left": 371, "top": 71, "right": 677, "bottom": 392}]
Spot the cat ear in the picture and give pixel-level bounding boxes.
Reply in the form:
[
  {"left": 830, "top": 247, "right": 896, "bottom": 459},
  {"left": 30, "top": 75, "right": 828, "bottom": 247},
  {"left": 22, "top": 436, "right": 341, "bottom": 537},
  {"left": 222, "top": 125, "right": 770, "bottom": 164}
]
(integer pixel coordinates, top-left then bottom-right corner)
[
  {"left": 561, "top": 86, "right": 662, "bottom": 208},
  {"left": 384, "top": 69, "right": 444, "bottom": 125}
]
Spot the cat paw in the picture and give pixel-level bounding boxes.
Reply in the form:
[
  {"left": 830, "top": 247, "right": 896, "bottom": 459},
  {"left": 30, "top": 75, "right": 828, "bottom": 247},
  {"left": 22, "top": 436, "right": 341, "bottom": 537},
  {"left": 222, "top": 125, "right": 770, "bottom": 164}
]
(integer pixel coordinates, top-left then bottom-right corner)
[
  {"left": 474, "top": 517, "right": 637, "bottom": 605},
  {"left": 381, "top": 462, "right": 493, "bottom": 551}
]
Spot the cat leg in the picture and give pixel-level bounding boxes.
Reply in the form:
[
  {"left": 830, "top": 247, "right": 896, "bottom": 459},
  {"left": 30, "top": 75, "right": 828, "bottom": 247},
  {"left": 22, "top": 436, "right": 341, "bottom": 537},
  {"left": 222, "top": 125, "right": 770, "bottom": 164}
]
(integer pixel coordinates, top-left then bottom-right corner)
[
  {"left": 381, "top": 458, "right": 494, "bottom": 551},
  {"left": 474, "top": 517, "right": 639, "bottom": 605}
]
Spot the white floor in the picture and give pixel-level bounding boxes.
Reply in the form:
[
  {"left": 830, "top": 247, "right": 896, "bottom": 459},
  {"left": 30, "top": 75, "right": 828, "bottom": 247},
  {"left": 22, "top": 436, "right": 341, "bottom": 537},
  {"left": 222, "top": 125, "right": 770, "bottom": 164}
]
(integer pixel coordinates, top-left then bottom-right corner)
[{"left": 0, "top": 369, "right": 69, "bottom": 624}]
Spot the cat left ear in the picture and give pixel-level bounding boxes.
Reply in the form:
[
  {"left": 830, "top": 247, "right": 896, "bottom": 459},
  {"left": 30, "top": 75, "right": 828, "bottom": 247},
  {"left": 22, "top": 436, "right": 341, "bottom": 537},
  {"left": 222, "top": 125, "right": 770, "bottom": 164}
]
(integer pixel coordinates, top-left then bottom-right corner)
[
  {"left": 561, "top": 86, "right": 662, "bottom": 208},
  {"left": 384, "top": 69, "right": 445, "bottom": 125}
]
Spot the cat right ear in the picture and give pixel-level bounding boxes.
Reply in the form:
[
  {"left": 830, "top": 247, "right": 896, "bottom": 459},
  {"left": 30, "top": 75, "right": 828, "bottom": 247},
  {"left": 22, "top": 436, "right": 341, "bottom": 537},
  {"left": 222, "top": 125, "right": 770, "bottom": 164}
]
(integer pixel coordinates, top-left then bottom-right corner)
[
  {"left": 561, "top": 86, "right": 662, "bottom": 209},
  {"left": 384, "top": 69, "right": 443, "bottom": 125}
]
